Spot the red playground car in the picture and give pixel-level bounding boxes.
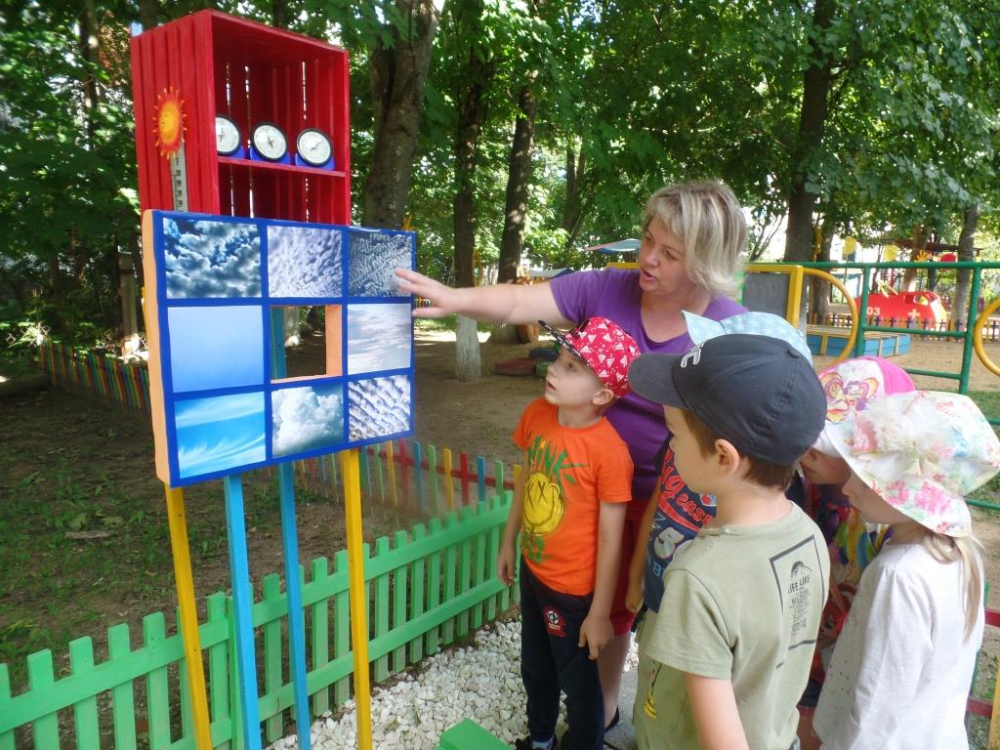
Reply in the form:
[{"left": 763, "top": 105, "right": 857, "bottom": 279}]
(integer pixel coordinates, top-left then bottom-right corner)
[{"left": 863, "top": 290, "right": 948, "bottom": 326}]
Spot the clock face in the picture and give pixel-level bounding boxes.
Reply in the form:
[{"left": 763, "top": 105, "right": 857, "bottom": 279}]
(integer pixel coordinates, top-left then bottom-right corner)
[
  {"left": 215, "top": 115, "right": 241, "bottom": 156},
  {"left": 252, "top": 122, "right": 288, "bottom": 161},
  {"left": 296, "top": 128, "right": 333, "bottom": 167}
]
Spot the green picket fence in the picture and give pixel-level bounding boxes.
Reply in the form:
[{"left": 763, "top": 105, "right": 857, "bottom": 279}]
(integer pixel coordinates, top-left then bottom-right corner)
[{"left": 0, "top": 493, "right": 517, "bottom": 749}]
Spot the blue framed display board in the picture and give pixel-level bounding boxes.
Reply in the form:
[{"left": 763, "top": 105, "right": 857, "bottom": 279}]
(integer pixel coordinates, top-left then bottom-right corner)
[{"left": 142, "top": 209, "right": 416, "bottom": 488}]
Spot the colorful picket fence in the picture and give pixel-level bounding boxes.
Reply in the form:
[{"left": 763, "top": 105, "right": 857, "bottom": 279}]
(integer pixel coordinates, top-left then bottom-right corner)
[
  {"left": 38, "top": 341, "right": 151, "bottom": 413},
  {"left": 0, "top": 491, "right": 518, "bottom": 749}
]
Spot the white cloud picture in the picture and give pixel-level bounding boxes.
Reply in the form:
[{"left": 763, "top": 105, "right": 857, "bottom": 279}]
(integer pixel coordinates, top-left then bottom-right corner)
[
  {"left": 267, "top": 225, "right": 343, "bottom": 298},
  {"left": 163, "top": 217, "right": 261, "bottom": 298},
  {"left": 348, "top": 229, "right": 413, "bottom": 297},
  {"left": 348, "top": 375, "right": 411, "bottom": 442},
  {"left": 347, "top": 303, "right": 411, "bottom": 375},
  {"left": 271, "top": 383, "right": 344, "bottom": 457}
]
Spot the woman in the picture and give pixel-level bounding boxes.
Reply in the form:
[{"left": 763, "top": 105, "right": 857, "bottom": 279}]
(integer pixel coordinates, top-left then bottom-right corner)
[{"left": 396, "top": 180, "right": 748, "bottom": 729}]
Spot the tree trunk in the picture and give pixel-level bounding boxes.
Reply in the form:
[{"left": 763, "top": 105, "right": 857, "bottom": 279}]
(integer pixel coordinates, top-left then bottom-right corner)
[
  {"left": 562, "top": 147, "right": 586, "bottom": 249},
  {"left": 455, "top": 315, "right": 482, "bottom": 381},
  {"left": 271, "top": 1, "right": 287, "bottom": 28},
  {"left": 952, "top": 205, "right": 979, "bottom": 331},
  {"left": 80, "top": 0, "right": 100, "bottom": 145},
  {"left": 808, "top": 214, "right": 834, "bottom": 323},
  {"left": 452, "top": 0, "right": 494, "bottom": 381},
  {"left": 783, "top": 0, "right": 835, "bottom": 261},
  {"left": 491, "top": 82, "right": 538, "bottom": 345},
  {"left": 901, "top": 225, "right": 926, "bottom": 291},
  {"left": 139, "top": 0, "right": 158, "bottom": 30},
  {"left": 362, "top": 0, "right": 440, "bottom": 229}
]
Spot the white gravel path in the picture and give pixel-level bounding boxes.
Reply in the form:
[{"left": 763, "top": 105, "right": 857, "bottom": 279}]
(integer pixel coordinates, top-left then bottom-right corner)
[{"left": 268, "top": 620, "right": 639, "bottom": 750}]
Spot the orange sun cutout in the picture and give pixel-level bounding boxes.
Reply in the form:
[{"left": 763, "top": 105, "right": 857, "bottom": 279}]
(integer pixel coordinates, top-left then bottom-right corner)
[{"left": 153, "top": 87, "right": 186, "bottom": 158}]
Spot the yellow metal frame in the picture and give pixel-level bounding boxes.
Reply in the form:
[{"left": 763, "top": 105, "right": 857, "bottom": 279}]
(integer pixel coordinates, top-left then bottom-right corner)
[
  {"left": 744, "top": 263, "right": 806, "bottom": 327},
  {"left": 744, "top": 264, "right": 860, "bottom": 366},
  {"left": 973, "top": 297, "right": 1000, "bottom": 378}
]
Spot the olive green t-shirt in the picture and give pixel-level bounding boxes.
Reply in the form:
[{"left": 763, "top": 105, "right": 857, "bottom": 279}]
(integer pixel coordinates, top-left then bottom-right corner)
[{"left": 635, "top": 503, "right": 828, "bottom": 750}]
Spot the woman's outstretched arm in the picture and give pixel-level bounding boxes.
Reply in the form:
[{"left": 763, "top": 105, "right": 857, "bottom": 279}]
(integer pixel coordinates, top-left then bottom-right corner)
[{"left": 395, "top": 269, "right": 571, "bottom": 326}]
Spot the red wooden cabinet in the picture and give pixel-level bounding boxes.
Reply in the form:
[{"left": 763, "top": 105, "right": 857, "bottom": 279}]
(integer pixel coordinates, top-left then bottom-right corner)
[{"left": 130, "top": 10, "right": 351, "bottom": 225}]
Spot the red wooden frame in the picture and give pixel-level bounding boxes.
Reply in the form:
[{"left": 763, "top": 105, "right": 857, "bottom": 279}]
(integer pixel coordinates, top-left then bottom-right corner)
[{"left": 131, "top": 10, "right": 351, "bottom": 225}]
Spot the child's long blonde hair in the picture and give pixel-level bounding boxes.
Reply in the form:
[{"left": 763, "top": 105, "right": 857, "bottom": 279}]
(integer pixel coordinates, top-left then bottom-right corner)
[{"left": 918, "top": 530, "right": 984, "bottom": 641}]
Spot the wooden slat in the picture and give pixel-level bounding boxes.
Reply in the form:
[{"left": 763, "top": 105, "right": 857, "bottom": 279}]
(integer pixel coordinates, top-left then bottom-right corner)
[
  {"left": 409, "top": 523, "right": 426, "bottom": 665},
  {"left": 310, "top": 558, "right": 331, "bottom": 717},
  {"left": 0, "top": 664, "right": 14, "bottom": 750},
  {"left": 69, "top": 638, "right": 101, "bottom": 748},
  {"left": 426, "top": 517, "right": 442, "bottom": 655},
  {"left": 373, "top": 537, "right": 391, "bottom": 683},
  {"left": 27, "top": 651, "right": 60, "bottom": 748},
  {"left": 443, "top": 514, "right": 458, "bottom": 645},
  {"left": 144, "top": 614, "right": 172, "bottom": 748},
  {"left": 332, "top": 550, "right": 351, "bottom": 706},
  {"left": 391, "top": 530, "right": 409, "bottom": 675},
  {"left": 262, "top": 574, "right": 283, "bottom": 742},
  {"left": 206, "top": 593, "right": 232, "bottom": 750}
]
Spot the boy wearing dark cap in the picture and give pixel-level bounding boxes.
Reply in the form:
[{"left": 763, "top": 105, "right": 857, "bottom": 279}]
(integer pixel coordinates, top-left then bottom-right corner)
[
  {"left": 628, "top": 334, "right": 829, "bottom": 750},
  {"left": 497, "top": 316, "right": 639, "bottom": 750}
]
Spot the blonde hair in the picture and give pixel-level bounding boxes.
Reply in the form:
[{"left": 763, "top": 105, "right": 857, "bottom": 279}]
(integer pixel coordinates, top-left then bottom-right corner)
[
  {"left": 918, "top": 529, "right": 984, "bottom": 641},
  {"left": 643, "top": 180, "right": 746, "bottom": 299}
]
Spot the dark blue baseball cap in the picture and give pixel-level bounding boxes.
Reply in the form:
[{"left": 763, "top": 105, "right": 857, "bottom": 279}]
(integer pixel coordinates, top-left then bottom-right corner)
[{"left": 628, "top": 333, "right": 826, "bottom": 465}]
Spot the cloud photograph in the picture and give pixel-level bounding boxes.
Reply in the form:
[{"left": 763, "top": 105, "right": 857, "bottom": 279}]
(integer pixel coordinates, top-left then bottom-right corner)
[
  {"left": 267, "top": 224, "right": 343, "bottom": 298},
  {"left": 271, "top": 383, "right": 345, "bottom": 457},
  {"left": 174, "top": 392, "right": 266, "bottom": 479},
  {"left": 167, "top": 306, "right": 264, "bottom": 393},
  {"left": 163, "top": 216, "right": 261, "bottom": 298},
  {"left": 348, "top": 374, "right": 411, "bottom": 442},
  {"left": 347, "top": 229, "right": 414, "bottom": 297},
  {"left": 347, "top": 303, "right": 411, "bottom": 375}
]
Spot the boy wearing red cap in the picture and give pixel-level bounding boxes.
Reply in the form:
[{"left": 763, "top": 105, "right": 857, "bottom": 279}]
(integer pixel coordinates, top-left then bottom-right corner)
[{"left": 497, "top": 316, "right": 640, "bottom": 750}]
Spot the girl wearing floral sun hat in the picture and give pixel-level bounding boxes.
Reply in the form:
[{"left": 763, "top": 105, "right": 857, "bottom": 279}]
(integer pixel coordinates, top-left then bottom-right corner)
[{"left": 812, "top": 390, "right": 1000, "bottom": 750}]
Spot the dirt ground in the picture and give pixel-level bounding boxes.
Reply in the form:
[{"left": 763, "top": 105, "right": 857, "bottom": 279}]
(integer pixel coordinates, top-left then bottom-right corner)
[{"left": 2, "top": 327, "right": 1000, "bottom": 714}]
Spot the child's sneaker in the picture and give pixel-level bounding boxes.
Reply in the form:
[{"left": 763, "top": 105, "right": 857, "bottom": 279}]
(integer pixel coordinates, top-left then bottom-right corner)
[{"left": 513, "top": 737, "right": 558, "bottom": 750}]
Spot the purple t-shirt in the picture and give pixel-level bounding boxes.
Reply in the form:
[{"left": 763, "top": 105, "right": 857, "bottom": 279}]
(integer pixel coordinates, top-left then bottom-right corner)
[{"left": 550, "top": 267, "right": 746, "bottom": 517}]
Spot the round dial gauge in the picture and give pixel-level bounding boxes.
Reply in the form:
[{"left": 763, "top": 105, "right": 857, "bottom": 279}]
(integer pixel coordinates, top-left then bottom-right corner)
[
  {"left": 251, "top": 122, "right": 288, "bottom": 161},
  {"left": 296, "top": 128, "right": 333, "bottom": 167},
  {"left": 215, "top": 115, "right": 241, "bottom": 156}
]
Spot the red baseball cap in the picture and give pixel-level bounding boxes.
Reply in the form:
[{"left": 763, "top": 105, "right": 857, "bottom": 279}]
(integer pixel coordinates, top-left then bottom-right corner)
[{"left": 538, "top": 316, "right": 641, "bottom": 397}]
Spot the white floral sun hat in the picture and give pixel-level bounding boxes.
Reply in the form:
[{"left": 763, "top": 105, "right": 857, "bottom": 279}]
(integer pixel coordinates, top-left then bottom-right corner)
[
  {"left": 826, "top": 390, "right": 1000, "bottom": 537},
  {"left": 683, "top": 311, "right": 812, "bottom": 362}
]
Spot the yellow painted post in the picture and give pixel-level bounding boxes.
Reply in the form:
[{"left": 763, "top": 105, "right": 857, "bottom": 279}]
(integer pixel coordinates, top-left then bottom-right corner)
[
  {"left": 442, "top": 448, "right": 455, "bottom": 511},
  {"left": 163, "top": 486, "right": 213, "bottom": 750},
  {"left": 340, "top": 449, "right": 373, "bottom": 750}
]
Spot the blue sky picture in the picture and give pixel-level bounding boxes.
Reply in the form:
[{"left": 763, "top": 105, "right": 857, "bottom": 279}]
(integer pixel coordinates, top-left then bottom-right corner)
[
  {"left": 174, "top": 392, "right": 266, "bottom": 479},
  {"left": 167, "top": 306, "right": 264, "bottom": 393},
  {"left": 348, "top": 229, "right": 413, "bottom": 296},
  {"left": 271, "top": 383, "right": 344, "bottom": 457},
  {"left": 268, "top": 225, "right": 343, "bottom": 298},
  {"left": 348, "top": 374, "right": 411, "bottom": 442},
  {"left": 163, "top": 217, "right": 261, "bottom": 298},
  {"left": 347, "top": 303, "right": 411, "bottom": 374}
]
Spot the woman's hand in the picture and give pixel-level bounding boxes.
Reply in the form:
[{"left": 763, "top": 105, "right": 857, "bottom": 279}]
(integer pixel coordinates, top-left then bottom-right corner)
[{"left": 395, "top": 269, "right": 462, "bottom": 318}]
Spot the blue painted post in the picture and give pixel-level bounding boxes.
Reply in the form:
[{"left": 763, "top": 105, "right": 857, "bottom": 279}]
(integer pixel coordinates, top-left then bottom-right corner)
[
  {"left": 278, "top": 464, "right": 312, "bottom": 750},
  {"left": 476, "top": 456, "right": 487, "bottom": 503},
  {"left": 223, "top": 474, "right": 263, "bottom": 750}
]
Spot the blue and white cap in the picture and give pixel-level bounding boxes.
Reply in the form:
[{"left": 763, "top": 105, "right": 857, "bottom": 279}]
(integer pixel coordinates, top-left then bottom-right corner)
[{"left": 683, "top": 311, "right": 813, "bottom": 363}]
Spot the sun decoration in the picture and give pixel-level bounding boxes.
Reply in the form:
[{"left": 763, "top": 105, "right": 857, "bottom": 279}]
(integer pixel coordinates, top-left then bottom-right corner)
[{"left": 153, "top": 87, "right": 186, "bottom": 158}]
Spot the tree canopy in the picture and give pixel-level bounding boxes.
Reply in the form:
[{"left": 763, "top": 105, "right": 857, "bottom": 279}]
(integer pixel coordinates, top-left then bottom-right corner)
[{"left": 1, "top": 0, "right": 998, "bottom": 352}]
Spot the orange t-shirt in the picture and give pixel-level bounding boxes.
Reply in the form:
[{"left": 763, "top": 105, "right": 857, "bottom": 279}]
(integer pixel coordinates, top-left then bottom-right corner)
[{"left": 513, "top": 398, "right": 633, "bottom": 596}]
